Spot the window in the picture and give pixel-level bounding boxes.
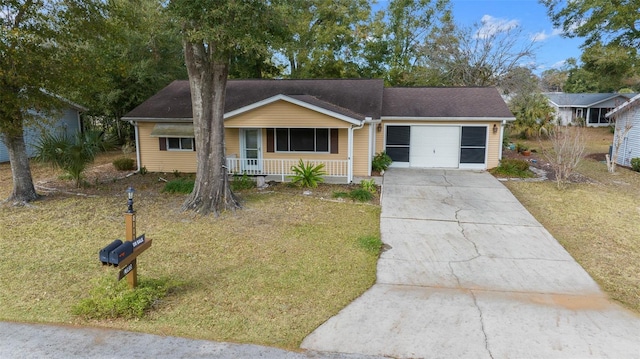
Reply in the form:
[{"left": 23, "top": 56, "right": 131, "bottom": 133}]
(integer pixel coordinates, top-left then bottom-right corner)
[
  {"left": 588, "top": 108, "right": 612, "bottom": 124},
  {"left": 166, "top": 137, "right": 194, "bottom": 151},
  {"left": 385, "top": 126, "right": 410, "bottom": 162},
  {"left": 275, "top": 128, "right": 330, "bottom": 152},
  {"left": 460, "top": 126, "right": 486, "bottom": 164}
]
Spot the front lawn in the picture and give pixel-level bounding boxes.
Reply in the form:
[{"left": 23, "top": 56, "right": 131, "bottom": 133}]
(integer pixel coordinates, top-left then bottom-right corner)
[
  {"left": 0, "top": 154, "right": 380, "bottom": 349},
  {"left": 501, "top": 127, "right": 640, "bottom": 313}
]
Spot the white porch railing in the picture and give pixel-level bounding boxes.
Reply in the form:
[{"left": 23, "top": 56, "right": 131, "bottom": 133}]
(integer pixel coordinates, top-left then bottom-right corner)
[{"left": 225, "top": 158, "right": 350, "bottom": 182}]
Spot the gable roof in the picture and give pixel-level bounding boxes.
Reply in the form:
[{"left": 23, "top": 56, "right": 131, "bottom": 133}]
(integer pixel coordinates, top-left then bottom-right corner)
[
  {"left": 122, "top": 79, "right": 514, "bottom": 122},
  {"left": 123, "top": 79, "right": 384, "bottom": 121},
  {"left": 382, "top": 87, "right": 514, "bottom": 119},
  {"left": 544, "top": 92, "right": 638, "bottom": 108},
  {"left": 606, "top": 93, "right": 640, "bottom": 118}
]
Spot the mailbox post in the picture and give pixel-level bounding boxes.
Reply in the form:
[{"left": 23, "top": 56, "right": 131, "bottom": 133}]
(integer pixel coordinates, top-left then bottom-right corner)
[
  {"left": 125, "top": 186, "right": 137, "bottom": 288},
  {"left": 98, "top": 186, "right": 152, "bottom": 289}
]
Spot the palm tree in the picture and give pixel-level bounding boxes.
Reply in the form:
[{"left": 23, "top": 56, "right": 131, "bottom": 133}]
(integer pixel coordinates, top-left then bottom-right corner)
[{"left": 35, "top": 130, "right": 116, "bottom": 187}]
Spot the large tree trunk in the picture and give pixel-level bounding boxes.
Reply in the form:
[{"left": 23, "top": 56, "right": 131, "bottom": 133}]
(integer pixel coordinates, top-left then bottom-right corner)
[
  {"left": 181, "top": 39, "right": 240, "bottom": 215},
  {"left": 3, "top": 125, "right": 39, "bottom": 204}
]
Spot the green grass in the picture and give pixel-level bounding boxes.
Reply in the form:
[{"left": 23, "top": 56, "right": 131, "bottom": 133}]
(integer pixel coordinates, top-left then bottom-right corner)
[
  {"left": 500, "top": 128, "right": 640, "bottom": 313},
  {"left": 0, "top": 168, "right": 380, "bottom": 349},
  {"left": 162, "top": 178, "right": 194, "bottom": 194}
]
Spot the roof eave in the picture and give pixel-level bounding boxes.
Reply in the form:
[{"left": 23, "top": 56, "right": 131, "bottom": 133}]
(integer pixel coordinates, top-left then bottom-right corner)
[{"left": 381, "top": 116, "right": 516, "bottom": 122}]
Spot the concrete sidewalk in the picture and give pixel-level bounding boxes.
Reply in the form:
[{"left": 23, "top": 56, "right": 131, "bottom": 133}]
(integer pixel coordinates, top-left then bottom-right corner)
[
  {"left": 302, "top": 168, "right": 640, "bottom": 358},
  {"left": 0, "top": 321, "right": 385, "bottom": 359}
]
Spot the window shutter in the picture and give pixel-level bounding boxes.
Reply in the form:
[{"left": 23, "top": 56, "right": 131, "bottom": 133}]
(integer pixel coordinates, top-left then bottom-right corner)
[
  {"left": 330, "top": 129, "right": 338, "bottom": 154},
  {"left": 159, "top": 138, "right": 167, "bottom": 151},
  {"left": 192, "top": 139, "right": 196, "bottom": 151},
  {"left": 266, "top": 128, "right": 274, "bottom": 152}
]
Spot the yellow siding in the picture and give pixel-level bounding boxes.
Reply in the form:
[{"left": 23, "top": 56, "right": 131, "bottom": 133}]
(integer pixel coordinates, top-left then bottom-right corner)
[
  {"left": 138, "top": 122, "right": 197, "bottom": 173},
  {"left": 376, "top": 120, "right": 504, "bottom": 169},
  {"left": 225, "top": 128, "right": 240, "bottom": 158},
  {"left": 352, "top": 124, "right": 371, "bottom": 176},
  {"left": 225, "top": 100, "right": 352, "bottom": 128}
]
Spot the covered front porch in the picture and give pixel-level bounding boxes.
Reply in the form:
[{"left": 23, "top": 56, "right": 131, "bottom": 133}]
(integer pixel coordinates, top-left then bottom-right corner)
[{"left": 225, "top": 157, "right": 351, "bottom": 183}]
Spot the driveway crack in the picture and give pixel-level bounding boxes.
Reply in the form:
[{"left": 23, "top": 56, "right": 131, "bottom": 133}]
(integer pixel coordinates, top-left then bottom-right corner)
[{"left": 470, "top": 290, "right": 495, "bottom": 359}]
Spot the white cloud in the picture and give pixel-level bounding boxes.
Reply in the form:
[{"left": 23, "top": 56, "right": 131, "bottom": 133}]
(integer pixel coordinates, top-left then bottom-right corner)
[
  {"left": 531, "top": 31, "right": 549, "bottom": 42},
  {"left": 476, "top": 15, "right": 519, "bottom": 39}
]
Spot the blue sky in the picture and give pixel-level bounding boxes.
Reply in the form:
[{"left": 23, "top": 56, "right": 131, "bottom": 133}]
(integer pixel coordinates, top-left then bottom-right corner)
[
  {"left": 375, "top": 0, "right": 585, "bottom": 73},
  {"left": 450, "top": 0, "right": 584, "bottom": 71}
]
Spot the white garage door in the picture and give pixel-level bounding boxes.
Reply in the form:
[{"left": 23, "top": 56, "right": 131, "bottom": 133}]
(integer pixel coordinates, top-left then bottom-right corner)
[{"left": 409, "top": 126, "right": 460, "bottom": 168}]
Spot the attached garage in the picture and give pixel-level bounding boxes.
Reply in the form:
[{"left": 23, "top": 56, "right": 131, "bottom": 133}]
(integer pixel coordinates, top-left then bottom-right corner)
[
  {"left": 385, "top": 125, "right": 488, "bottom": 169},
  {"left": 379, "top": 87, "right": 515, "bottom": 171}
]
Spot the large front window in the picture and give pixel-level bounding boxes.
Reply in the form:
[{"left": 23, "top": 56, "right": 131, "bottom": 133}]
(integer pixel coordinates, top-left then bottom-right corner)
[{"left": 276, "top": 128, "right": 329, "bottom": 152}]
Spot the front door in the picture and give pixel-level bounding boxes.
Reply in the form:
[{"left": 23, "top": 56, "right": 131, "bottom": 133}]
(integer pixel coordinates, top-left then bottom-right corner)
[{"left": 241, "top": 129, "right": 262, "bottom": 173}]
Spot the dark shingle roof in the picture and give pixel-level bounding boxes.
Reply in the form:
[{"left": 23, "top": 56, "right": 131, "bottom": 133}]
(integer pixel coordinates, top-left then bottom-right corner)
[
  {"left": 123, "top": 79, "right": 384, "bottom": 120},
  {"left": 123, "top": 80, "right": 514, "bottom": 121},
  {"left": 382, "top": 87, "right": 514, "bottom": 119}
]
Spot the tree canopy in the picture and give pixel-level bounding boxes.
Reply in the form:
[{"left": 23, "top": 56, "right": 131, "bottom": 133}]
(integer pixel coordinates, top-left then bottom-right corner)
[
  {"left": 1, "top": 0, "right": 107, "bottom": 203},
  {"left": 541, "top": 0, "right": 640, "bottom": 48}
]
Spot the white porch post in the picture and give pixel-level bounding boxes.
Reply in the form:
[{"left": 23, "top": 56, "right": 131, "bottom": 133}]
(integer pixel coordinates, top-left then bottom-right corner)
[
  {"left": 347, "top": 127, "right": 354, "bottom": 183},
  {"left": 499, "top": 120, "right": 506, "bottom": 161}
]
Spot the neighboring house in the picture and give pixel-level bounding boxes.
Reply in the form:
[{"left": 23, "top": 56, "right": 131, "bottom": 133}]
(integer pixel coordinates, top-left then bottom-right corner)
[
  {"left": 0, "top": 103, "right": 85, "bottom": 163},
  {"left": 122, "top": 79, "right": 515, "bottom": 183},
  {"left": 544, "top": 92, "right": 638, "bottom": 127},
  {"left": 606, "top": 93, "right": 640, "bottom": 167}
]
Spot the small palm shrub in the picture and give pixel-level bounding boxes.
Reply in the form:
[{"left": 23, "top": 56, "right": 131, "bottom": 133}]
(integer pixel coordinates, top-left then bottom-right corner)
[
  {"left": 360, "top": 179, "right": 377, "bottom": 194},
  {"left": 112, "top": 157, "right": 135, "bottom": 171},
  {"left": 35, "top": 130, "right": 116, "bottom": 187},
  {"left": 631, "top": 158, "right": 640, "bottom": 172},
  {"left": 372, "top": 151, "right": 392, "bottom": 172},
  {"left": 289, "top": 159, "right": 326, "bottom": 188}
]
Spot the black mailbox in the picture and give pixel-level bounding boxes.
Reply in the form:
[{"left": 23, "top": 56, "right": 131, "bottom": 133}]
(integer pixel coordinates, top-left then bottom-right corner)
[
  {"left": 99, "top": 240, "right": 123, "bottom": 265},
  {"left": 108, "top": 241, "right": 133, "bottom": 265}
]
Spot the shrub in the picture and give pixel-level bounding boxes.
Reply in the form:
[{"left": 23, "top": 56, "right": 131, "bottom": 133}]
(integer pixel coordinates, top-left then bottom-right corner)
[
  {"left": 73, "top": 276, "right": 178, "bottom": 320},
  {"left": 360, "top": 179, "right": 377, "bottom": 194},
  {"left": 34, "top": 130, "right": 116, "bottom": 187},
  {"left": 112, "top": 157, "right": 135, "bottom": 171},
  {"left": 231, "top": 174, "right": 256, "bottom": 191},
  {"left": 289, "top": 159, "right": 326, "bottom": 188},
  {"left": 541, "top": 127, "right": 586, "bottom": 190},
  {"left": 631, "top": 158, "right": 640, "bottom": 172},
  {"left": 491, "top": 158, "right": 534, "bottom": 178},
  {"left": 349, "top": 188, "right": 373, "bottom": 202},
  {"left": 162, "top": 178, "right": 194, "bottom": 194},
  {"left": 372, "top": 151, "right": 392, "bottom": 172}
]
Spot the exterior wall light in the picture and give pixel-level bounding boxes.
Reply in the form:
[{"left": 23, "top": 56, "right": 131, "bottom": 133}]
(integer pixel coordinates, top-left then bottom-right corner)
[{"left": 493, "top": 124, "right": 498, "bottom": 134}]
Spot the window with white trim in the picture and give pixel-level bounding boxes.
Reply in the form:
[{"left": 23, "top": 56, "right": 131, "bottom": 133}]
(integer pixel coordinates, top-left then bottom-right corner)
[{"left": 167, "top": 137, "right": 194, "bottom": 151}]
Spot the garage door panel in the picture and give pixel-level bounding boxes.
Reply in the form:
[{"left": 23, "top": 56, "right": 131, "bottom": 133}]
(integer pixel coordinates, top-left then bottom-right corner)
[{"left": 410, "top": 126, "right": 460, "bottom": 168}]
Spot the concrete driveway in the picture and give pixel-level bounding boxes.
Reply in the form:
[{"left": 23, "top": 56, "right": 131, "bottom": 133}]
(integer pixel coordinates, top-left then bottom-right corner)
[{"left": 302, "top": 168, "right": 640, "bottom": 358}]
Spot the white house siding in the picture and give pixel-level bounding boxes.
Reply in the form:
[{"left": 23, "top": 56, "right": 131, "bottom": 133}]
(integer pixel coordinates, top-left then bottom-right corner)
[
  {"left": 0, "top": 108, "right": 81, "bottom": 163},
  {"left": 612, "top": 108, "right": 640, "bottom": 167}
]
